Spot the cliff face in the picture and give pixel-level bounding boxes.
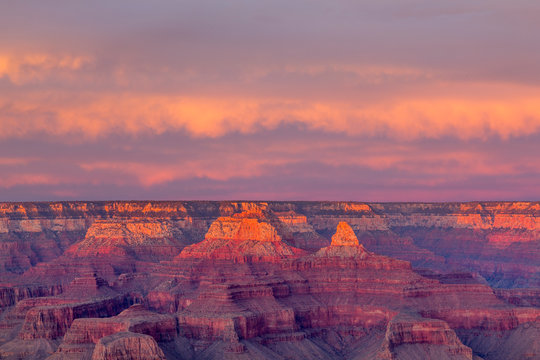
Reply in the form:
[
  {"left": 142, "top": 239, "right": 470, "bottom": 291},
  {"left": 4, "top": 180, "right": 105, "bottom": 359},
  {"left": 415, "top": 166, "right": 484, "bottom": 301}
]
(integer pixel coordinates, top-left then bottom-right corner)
[
  {"left": 380, "top": 313, "right": 473, "bottom": 360},
  {"left": 90, "top": 332, "right": 166, "bottom": 360},
  {"left": 0, "top": 201, "right": 538, "bottom": 359},
  {"left": 64, "top": 219, "right": 185, "bottom": 261},
  {"left": 2, "top": 200, "right": 538, "bottom": 287},
  {"left": 177, "top": 211, "right": 306, "bottom": 263}
]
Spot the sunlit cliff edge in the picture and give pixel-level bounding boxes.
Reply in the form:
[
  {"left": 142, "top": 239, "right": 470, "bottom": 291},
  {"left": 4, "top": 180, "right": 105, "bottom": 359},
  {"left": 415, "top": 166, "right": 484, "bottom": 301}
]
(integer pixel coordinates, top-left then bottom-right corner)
[{"left": 0, "top": 200, "right": 538, "bottom": 287}]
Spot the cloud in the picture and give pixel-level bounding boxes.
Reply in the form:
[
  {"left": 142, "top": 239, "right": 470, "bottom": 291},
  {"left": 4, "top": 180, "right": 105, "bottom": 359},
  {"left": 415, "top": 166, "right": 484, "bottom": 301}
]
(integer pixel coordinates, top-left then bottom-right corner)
[
  {"left": 0, "top": 173, "right": 62, "bottom": 188},
  {"left": 1, "top": 0, "right": 539, "bottom": 200},
  {"left": 1, "top": 126, "right": 538, "bottom": 201},
  {"left": 1, "top": 88, "right": 539, "bottom": 140},
  {"left": 79, "top": 156, "right": 289, "bottom": 186},
  {"left": 0, "top": 157, "right": 36, "bottom": 166},
  {"left": 0, "top": 53, "right": 93, "bottom": 85}
]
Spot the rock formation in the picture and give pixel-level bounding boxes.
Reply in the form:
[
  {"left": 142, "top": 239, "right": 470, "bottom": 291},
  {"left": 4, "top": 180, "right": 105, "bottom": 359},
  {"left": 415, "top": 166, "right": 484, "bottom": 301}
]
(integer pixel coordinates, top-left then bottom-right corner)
[
  {"left": 50, "top": 304, "right": 176, "bottom": 359},
  {"left": 177, "top": 211, "right": 306, "bottom": 262},
  {"left": 91, "top": 332, "right": 166, "bottom": 360},
  {"left": 379, "top": 313, "right": 473, "bottom": 359},
  {"left": 331, "top": 221, "right": 359, "bottom": 246},
  {"left": 312, "top": 221, "right": 370, "bottom": 259},
  {"left": 0, "top": 202, "right": 538, "bottom": 359},
  {"left": 64, "top": 219, "right": 184, "bottom": 261}
]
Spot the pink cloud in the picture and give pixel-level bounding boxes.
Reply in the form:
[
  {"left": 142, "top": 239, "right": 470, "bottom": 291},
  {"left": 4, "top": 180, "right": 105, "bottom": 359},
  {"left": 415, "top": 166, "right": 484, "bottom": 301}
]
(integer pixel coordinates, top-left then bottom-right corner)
[
  {"left": 1, "top": 0, "right": 539, "bottom": 200},
  {"left": 79, "top": 157, "right": 291, "bottom": 187},
  {"left": 0, "top": 173, "right": 62, "bottom": 188},
  {"left": 1, "top": 86, "right": 539, "bottom": 141},
  {"left": 0, "top": 53, "right": 93, "bottom": 84}
]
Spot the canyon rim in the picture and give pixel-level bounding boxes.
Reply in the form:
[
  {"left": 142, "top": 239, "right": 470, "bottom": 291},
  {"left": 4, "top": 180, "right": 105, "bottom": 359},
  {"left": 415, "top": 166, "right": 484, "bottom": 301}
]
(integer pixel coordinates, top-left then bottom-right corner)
[{"left": 0, "top": 201, "right": 538, "bottom": 359}]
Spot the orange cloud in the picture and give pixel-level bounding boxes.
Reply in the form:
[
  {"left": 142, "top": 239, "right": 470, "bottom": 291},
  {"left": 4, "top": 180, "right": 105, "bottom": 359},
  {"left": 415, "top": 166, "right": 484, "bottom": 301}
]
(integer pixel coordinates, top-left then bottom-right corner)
[
  {"left": 1, "top": 49, "right": 539, "bottom": 141},
  {"left": 1, "top": 87, "right": 539, "bottom": 141},
  {"left": 0, "top": 53, "right": 92, "bottom": 84}
]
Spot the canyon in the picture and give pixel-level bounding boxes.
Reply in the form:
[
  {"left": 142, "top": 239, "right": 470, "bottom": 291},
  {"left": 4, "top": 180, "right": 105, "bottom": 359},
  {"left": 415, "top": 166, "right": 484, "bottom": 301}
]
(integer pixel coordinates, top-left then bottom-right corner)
[{"left": 0, "top": 201, "right": 538, "bottom": 359}]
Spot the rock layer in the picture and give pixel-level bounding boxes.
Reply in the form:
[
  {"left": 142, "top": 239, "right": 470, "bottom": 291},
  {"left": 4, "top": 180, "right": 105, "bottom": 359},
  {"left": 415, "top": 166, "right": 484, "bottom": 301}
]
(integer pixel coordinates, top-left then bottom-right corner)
[
  {"left": 0, "top": 202, "right": 538, "bottom": 359},
  {"left": 331, "top": 221, "right": 359, "bottom": 246},
  {"left": 91, "top": 332, "right": 166, "bottom": 360},
  {"left": 177, "top": 211, "right": 306, "bottom": 263}
]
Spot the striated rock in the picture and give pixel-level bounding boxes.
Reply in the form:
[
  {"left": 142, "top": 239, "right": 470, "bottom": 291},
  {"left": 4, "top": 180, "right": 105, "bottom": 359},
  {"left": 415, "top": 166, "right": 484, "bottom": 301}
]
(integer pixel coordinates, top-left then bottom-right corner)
[
  {"left": 380, "top": 313, "right": 473, "bottom": 359},
  {"left": 204, "top": 211, "right": 281, "bottom": 242},
  {"left": 177, "top": 237, "right": 305, "bottom": 263},
  {"left": 1, "top": 200, "right": 539, "bottom": 287},
  {"left": 0, "top": 241, "right": 32, "bottom": 274},
  {"left": 64, "top": 304, "right": 176, "bottom": 343},
  {"left": 177, "top": 211, "right": 306, "bottom": 262},
  {"left": 0, "top": 284, "right": 63, "bottom": 308},
  {"left": 91, "top": 332, "right": 165, "bottom": 360},
  {"left": 0, "top": 201, "right": 539, "bottom": 359},
  {"left": 420, "top": 307, "right": 540, "bottom": 332},
  {"left": 52, "top": 305, "right": 176, "bottom": 359},
  {"left": 64, "top": 219, "right": 184, "bottom": 261},
  {"left": 495, "top": 288, "right": 540, "bottom": 307},
  {"left": 64, "top": 274, "right": 109, "bottom": 295},
  {"left": 0, "top": 290, "right": 130, "bottom": 359},
  {"left": 311, "top": 222, "right": 370, "bottom": 259},
  {"left": 271, "top": 210, "right": 330, "bottom": 251},
  {"left": 331, "top": 222, "right": 359, "bottom": 246},
  {"left": 18, "top": 295, "right": 129, "bottom": 340}
]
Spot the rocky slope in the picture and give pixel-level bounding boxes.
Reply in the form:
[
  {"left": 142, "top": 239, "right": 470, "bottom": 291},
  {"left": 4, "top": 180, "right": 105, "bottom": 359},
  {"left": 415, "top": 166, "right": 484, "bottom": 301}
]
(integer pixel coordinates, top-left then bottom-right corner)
[
  {"left": 0, "top": 202, "right": 538, "bottom": 359},
  {"left": 177, "top": 210, "right": 307, "bottom": 262}
]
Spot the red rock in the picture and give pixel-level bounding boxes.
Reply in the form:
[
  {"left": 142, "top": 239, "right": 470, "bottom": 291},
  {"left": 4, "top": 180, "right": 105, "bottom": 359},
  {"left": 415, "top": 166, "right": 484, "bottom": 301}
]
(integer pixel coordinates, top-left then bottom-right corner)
[
  {"left": 52, "top": 304, "right": 176, "bottom": 359},
  {"left": 1, "top": 200, "right": 538, "bottom": 287},
  {"left": 0, "top": 284, "right": 63, "bottom": 308},
  {"left": 495, "top": 288, "right": 540, "bottom": 307},
  {"left": 380, "top": 313, "right": 473, "bottom": 359},
  {"left": 177, "top": 211, "right": 307, "bottom": 263},
  {"left": 0, "top": 201, "right": 539, "bottom": 360},
  {"left": 310, "top": 222, "right": 370, "bottom": 259},
  {"left": 268, "top": 210, "right": 330, "bottom": 251},
  {"left": 91, "top": 332, "right": 165, "bottom": 360},
  {"left": 330, "top": 221, "right": 359, "bottom": 246},
  {"left": 420, "top": 307, "right": 540, "bottom": 332},
  {"left": 64, "top": 219, "right": 184, "bottom": 261},
  {"left": 204, "top": 211, "right": 281, "bottom": 242},
  {"left": 18, "top": 295, "right": 129, "bottom": 340}
]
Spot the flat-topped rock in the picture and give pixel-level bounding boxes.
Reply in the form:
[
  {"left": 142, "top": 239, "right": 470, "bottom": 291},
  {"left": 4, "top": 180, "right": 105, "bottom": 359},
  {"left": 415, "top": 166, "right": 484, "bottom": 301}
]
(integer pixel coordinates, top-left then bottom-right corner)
[
  {"left": 64, "top": 219, "right": 183, "bottom": 261},
  {"left": 91, "top": 332, "right": 165, "bottom": 360},
  {"left": 205, "top": 211, "right": 281, "bottom": 242},
  {"left": 380, "top": 312, "right": 473, "bottom": 359}
]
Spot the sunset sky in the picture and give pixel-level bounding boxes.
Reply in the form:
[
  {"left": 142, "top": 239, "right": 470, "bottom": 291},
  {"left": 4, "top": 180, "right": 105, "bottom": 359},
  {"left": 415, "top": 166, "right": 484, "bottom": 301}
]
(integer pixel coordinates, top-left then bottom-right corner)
[{"left": 1, "top": 0, "right": 539, "bottom": 201}]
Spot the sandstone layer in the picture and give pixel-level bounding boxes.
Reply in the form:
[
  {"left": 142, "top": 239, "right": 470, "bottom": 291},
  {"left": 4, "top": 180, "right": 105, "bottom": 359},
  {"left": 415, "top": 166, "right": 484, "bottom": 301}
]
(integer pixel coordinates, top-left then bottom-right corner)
[{"left": 0, "top": 202, "right": 538, "bottom": 359}]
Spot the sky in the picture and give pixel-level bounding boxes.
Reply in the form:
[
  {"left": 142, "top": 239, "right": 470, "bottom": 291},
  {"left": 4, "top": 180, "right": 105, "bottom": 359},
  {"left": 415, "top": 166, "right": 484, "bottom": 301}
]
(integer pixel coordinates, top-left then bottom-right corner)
[{"left": 1, "top": 0, "right": 539, "bottom": 202}]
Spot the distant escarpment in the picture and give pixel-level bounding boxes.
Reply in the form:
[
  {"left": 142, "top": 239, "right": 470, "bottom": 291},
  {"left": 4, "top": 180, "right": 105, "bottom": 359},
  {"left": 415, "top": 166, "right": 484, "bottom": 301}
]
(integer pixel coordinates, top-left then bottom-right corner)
[
  {"left": 0, "top": 202, "right": 538, "bottom": 359},
  {"left": 1, "top": 200, "right": 538, "bottom": 287}
]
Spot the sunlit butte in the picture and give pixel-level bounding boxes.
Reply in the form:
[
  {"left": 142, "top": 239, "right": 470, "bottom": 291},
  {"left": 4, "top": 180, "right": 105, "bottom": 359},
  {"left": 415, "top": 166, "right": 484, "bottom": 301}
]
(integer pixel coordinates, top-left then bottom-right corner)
[{"left": 1, "top": 0, "right": 539, "bottom": 201}]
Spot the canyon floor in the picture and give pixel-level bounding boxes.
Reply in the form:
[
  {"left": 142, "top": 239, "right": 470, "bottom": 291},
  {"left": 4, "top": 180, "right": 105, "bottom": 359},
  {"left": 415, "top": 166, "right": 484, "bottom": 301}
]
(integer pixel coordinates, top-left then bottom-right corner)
[{"left": 0, "top": 201, "right": 538, "bottom": 359}]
